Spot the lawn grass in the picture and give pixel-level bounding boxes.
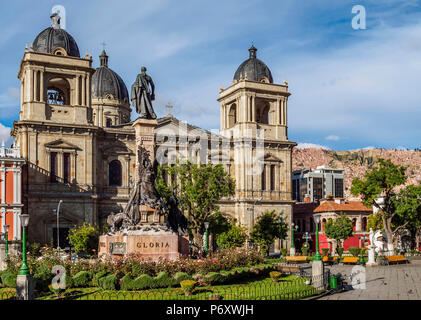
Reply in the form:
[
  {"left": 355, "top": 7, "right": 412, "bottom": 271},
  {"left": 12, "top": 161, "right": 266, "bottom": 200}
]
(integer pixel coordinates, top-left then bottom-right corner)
[{"left": 0, "top": 274, "right": 320, "bottom": 300}]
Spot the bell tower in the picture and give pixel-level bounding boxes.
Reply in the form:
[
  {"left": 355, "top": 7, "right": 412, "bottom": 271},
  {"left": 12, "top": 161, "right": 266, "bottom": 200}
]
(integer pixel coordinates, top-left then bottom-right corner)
[
  {"left": 18, "top": 14, "right": 94, "bottom": 125},
  {"left": 217, "top": 46, "right": 296, "bottom": 252},
  {"left": 218, "top": 46, "right": 290, "bottom": 140}
]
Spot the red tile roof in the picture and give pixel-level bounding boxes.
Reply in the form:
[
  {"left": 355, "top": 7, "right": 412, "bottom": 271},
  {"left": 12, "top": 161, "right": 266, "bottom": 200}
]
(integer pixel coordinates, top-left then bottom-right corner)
[{"left": 313, "top": 200, "right": 372, "bottom": 213}]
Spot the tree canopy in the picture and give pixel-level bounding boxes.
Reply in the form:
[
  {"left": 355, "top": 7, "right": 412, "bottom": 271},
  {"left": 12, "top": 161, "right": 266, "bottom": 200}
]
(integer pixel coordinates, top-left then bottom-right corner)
[
  {"left": 250, "top": 210, "right": 288, "bottom": 255},
  {"left": 323, "top": 213, "right": 354, "bottom": 248},
  {"left": 155, "top": 161, "right": 235, "bottom": 248}
]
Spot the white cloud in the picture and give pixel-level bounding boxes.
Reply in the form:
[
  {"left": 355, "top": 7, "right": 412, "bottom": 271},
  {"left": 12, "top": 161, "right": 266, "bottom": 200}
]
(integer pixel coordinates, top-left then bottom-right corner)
[
  {"left": 296, "top": 143, "right": 331, "bottom": 150},
  {"left": 325, "top": 135, "right": 340, "bottom": 141},
  {"left": 0, "top": 123, "right": 12, "bottom": 147}
]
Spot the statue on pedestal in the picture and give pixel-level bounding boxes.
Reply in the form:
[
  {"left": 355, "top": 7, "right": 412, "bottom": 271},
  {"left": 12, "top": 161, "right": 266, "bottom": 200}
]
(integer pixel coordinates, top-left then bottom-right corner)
[{"left": 131, "top": 67, "right": 157, "bottom": 119}]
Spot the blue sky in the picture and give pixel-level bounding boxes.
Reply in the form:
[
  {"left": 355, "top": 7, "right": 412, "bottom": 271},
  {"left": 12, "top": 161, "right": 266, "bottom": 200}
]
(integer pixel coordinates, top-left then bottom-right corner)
[{"left": 0, "top": 0, "right": 420, "bottom": 150}]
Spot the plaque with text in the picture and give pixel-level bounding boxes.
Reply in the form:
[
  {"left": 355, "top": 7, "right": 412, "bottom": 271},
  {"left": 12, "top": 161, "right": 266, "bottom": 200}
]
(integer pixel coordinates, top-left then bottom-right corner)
[{"left": 109, "top": 242, "right": 126, "bottom": 255}]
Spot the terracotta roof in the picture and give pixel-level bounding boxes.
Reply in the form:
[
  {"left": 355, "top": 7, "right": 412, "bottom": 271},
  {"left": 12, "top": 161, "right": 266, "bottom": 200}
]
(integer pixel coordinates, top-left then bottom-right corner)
[{"left": 314, "top": 200, "right": 372, "bottom": 213}]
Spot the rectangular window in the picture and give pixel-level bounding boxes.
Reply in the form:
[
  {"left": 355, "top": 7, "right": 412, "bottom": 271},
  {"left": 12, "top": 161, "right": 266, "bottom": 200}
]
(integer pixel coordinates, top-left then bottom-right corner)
[
  {"left": 261, "top": 165, "right": 266, "bottom": 190},
  {"left": 270, "top": 165, "right": 276, "bottom": 191},
  {"left": 313, "top": 177, "right": 323, "bottom": 201},
  {"left": 299, "top": 178, "right": 307, "bottom": 202},
  {"left": 335, "top": 178, "right": 344, "bottom": 198},
  {"left": 292, "top": 179, "right": 298, "bottom": 200},
  {"left": 50, "top": 152, "right": 57, "bottom": 183},
  {"left": 63, "top": 153, "right": 70, "bottom": 184}
]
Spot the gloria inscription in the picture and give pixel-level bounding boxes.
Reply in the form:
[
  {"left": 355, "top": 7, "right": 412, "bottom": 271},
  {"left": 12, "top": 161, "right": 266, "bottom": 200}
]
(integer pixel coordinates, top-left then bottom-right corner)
[{"left": 136, "top": 241, "right": 170, "bottom": 249}]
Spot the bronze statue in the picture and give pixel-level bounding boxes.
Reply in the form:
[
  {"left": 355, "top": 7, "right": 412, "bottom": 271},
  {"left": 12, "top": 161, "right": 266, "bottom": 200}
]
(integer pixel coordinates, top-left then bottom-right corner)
[
  {"left": 106, "top": 145, "right": 168, "bottom": 232},
  {"left": 131, "top": 67, "right": 157, "bottom": 119}
]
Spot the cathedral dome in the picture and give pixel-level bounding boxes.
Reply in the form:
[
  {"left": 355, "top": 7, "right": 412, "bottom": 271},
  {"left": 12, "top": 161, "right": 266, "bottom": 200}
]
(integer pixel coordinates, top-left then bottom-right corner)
[
  {"left": 233, "top": 46, "right": 273, "bottom": 83},
  {"left": 91, "top": 50, "right": 129, "bottom": 104},
  {"left": 33, "top": 13, "right": 80, "bottom": 57}
]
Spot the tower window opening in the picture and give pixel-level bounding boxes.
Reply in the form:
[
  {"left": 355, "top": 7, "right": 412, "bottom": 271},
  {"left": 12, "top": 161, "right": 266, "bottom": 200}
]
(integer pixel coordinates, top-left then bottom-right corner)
[{"left": 109, "top": 160, "right": 122, "bottom": 186}]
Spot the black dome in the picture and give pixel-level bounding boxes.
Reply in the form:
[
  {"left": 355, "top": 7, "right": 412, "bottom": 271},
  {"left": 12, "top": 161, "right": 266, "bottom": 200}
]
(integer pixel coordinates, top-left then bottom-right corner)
[
  {"left": 91, "top": 50, "right": 129, "bottom": 104},
  {"left": 33, "top": 14, "right": 80, "bottom": 57},
  {"left": 233, "top": 46, "right": 273, "bottom": 83}
]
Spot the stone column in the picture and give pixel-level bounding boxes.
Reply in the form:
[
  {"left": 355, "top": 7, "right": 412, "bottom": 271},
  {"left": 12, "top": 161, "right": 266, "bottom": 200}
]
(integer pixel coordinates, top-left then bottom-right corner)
[
  {"left": 312, "top": 260, "right": 325, "bottom": 291},
  {"left": 81, "top": 75, "right": 86, "bottom": 106},
  {"left": 132, "top": 118, "right": 158, "bottom": 183},
  {"left": 40, "top": 71, "right": 44, "bottom": 102},
  {"left": 75, "top": 75, "right": 80, "bottom": 105},
  {"left": 251, "top": 96, "right": 256, "bottom": 122},
  {"left": 29, "top": 69, "right": 34, "bottom": 102}
]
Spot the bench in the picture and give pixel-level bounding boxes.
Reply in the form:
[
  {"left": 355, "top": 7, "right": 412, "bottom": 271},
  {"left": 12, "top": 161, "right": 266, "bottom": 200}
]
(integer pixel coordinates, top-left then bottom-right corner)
[
  {"left": 385, "top": 255, "right": 409, "bottom": 265},
  {"left": 322, "top": 256, "right": 338, "bottom": 264},
  {"left": 285, "top": 256, "right": 308, "bottom": 263},
  {"left": 342, "top": 257, "right": 360, "bottom": 264}
]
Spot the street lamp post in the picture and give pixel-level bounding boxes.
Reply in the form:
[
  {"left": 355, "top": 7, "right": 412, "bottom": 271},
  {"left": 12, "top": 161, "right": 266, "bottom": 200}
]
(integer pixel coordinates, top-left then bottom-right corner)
[
  {"left": 313, "top": 214, "right": 322, "bottom": 261},
  {"left": 302, "top": 232, "right": 312, "bottom": 253},
  {"left": 290, "top": 222, "right": 299, "bottom": 256},
  {"left": 19, "top": 214, "right": 30, "bottom": 276},
  {"left": 3, "top": 225, "right": 9, "bottom": 258},
  {"left": 54, "top": 200, "right": 63, "bottom": 251},
  {"left": 204, "top": 222, "right": 210, "bottom": 253}
]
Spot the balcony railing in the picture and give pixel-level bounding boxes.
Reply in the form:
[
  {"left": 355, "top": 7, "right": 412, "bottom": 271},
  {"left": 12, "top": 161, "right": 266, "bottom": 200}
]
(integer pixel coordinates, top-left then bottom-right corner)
[{"left": 0, "top": 144, "right": 21, "bottom": 158}]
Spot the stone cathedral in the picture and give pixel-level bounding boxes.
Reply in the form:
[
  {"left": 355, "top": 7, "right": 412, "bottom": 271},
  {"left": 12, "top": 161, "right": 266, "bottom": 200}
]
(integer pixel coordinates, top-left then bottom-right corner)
[{"left": 11, "top": 15, "right": 296, "bottom": 250}]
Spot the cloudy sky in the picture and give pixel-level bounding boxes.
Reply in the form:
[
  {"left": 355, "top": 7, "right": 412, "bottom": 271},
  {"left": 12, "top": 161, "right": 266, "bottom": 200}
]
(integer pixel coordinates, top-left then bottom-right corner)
[{"left": 0, "top": 0, "right": 420, "bottom": 150}]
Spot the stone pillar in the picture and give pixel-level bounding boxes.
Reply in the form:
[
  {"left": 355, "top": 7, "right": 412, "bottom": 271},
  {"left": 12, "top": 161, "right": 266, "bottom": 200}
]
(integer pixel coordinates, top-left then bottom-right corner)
[
  {"left": 16, "top": 275, "right": 34, "bottom": 300},
  {"left": 366, "top": 245, "right": 377, "bottom": 267},
  {"left": 132, "top": 118, "right": 158, "bottom": 183},
  {"left": 40, "top": 71, "right": 44, "bottom": 102},
  {"left": 311, "top": 260, "right": 325, "bottom": 291}
]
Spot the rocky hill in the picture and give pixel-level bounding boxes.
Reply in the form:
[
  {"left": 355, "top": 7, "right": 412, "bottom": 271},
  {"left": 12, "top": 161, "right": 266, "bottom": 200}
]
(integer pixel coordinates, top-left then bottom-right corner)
[{"left": 292, "top": 148, "right": 421, "bottom": 199}]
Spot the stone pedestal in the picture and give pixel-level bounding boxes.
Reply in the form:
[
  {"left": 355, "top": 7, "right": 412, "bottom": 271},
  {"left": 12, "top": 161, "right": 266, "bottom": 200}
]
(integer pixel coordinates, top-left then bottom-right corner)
[
  {"left": 289, "top": 247, "right": 296, "bottom": 257},
  {"left": 132, "top": 117, "right": 158, "bottom": 181},
  {"left": 16, "top": 275, "right": 34, "bottom": 300},
  {"left": 98, "top": 232, "right": 189, "bottom": 261},
  {"left": 311, "top": 260, "right": 325, "bottom": 291}
]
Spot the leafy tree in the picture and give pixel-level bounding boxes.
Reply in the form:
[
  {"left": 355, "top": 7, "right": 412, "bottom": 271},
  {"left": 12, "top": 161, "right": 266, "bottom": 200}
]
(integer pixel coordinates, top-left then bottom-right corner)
[
  {"left": 351, "top": 158, "right": 416, "bottom": 251},
  {"left": 323, "top": 213, "right": 354, "bottom": 248},
  {"left": 155, "top": 161, "right": 235, "bottom": 249},
  {"left": 366, "top": 211, "right": 384, "bottom": 231},
  {"left": 216, "top": 224, "right": 248, "bottom": 249},
  {"left": 250, "top": 210, "right": 288, "bottom": 256},
  {"left": 67, "top": 223, "right": 99, "bottom": 254},
  {"left": 393, "top": 185, "right": 421, "bottom": 248}
]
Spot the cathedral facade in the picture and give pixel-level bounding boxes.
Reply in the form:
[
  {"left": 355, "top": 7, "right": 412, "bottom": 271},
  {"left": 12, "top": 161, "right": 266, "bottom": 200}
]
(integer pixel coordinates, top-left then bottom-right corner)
[{"left": 12, "top": 15, "right": 296, "bottom": 250}]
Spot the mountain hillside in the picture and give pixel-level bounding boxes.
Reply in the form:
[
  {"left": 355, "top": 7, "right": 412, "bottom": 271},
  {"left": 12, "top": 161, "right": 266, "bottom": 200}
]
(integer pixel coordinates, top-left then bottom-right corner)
[{"left": 292, "top": 148, "right": 421, "bottom": 198}]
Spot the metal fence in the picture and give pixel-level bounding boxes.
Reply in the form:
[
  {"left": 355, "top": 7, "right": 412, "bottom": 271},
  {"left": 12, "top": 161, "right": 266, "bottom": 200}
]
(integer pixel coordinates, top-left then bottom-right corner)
[{"left": 0, "top": 277, "right": 321, "bottom": 301}]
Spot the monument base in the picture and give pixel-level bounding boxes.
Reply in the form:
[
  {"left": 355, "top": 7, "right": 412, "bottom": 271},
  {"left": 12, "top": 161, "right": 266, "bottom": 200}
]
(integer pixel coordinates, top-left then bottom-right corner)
[{"left": 98, "top": 230, "right": 189, "bottom": 261}]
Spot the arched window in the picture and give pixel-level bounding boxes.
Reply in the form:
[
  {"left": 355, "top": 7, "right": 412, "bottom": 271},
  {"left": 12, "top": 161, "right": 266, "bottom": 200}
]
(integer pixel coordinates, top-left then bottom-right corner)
[
  {"left": 228, "top": 104, "right": 237, "bottom": 128},
  {"left": 106, "top": 118, "right": 112, "bottom": 127},
  {"left": 256, "top": 100, "right": 270, "bottom": 124},
  {"left": 47, "top": 77, "right": 70, "bottom": 105},
  {"left": 362, "top": 217, "right": 367, "bottom": 231},
  {"left": 352, "top": 218, "right": 357, "bottom": 231},
  {"left": 47, "top": 87, "right": 65, "bottom": 105},
  {"left": 322, "top": 218, "right": 326, "bottom": 232},
  {"left": 109, "top": 160, "right": 122, "bottom": 186}
]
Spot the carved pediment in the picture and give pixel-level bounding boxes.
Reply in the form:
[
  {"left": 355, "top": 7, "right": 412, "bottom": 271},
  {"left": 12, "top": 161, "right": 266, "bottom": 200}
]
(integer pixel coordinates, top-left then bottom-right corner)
[
  {"left": 45, "top": 139, "right": 81, "bottom": 151},
  {"left": 263, "top": 153, "right": 283, "bottom": 162},
  {"left": 101, "top": 143, "right": 134, "bottom": 156}
]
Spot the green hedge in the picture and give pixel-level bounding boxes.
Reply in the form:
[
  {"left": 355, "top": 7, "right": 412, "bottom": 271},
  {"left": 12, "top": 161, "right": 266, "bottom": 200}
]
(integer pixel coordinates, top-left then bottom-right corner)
[
  {"left": 72, "top": 271, "right": 93, "bottom": 288},
  {"left": 98, "top": 274, "right": 118, "bottom": 290},
  {"left": 93, "top": 271, "right": 109, "bottom": 287},
  {"left": 0, "top": 271, "right": 17, "bottom": 288}
]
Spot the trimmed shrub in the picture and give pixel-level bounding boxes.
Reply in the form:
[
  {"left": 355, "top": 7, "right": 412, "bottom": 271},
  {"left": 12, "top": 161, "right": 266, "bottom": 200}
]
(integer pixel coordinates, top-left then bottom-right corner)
[
  {"left": 280, "top": 248, "right": 288, "bottom": 257},
  {"left": 120, "top": 274, "right": 133, "bottom": 291},
  {"left": 205, "top": 272, "right": 226, "bottom": 285},
  {"left": 72, "top": 271, "right": 93, "bottom": 288},
  {"left": 93, "top": 271, "right": 109, "bottom": 287},
  {"left": 348, "top": 247, "right": 362, "bottom": 257},
  {"left": 98, "top": 274, "right": 118, "bottom": 290},
  {"left": 322, "top": 248, "right": 329, "bottom": 257},
  {"left": 173, "top": 272, "right": 191, "bottom": 286},
  {"left": 269, "top": 271, "right": 282, "bottom": 282},
  {"left": 130, "top": 274, "right": 155, "bottom": 290},
  {"left": 1, "top": 271, "right": 17, "bottom": 288},
  {"left": 153, "top": 272, "right": 172, "bottom": 288},
  {"left": 336, "top": 247, "right": 344, "bottom": 258},
  {"left": 180, "top": 280, "right": 196, "bottom": 296}
]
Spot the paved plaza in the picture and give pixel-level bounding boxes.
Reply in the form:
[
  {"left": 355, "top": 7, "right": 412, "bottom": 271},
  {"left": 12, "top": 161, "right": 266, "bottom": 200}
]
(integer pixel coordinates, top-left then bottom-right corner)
[{"left": 318, "top": 261, "right": 421, "bottom": 300}]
